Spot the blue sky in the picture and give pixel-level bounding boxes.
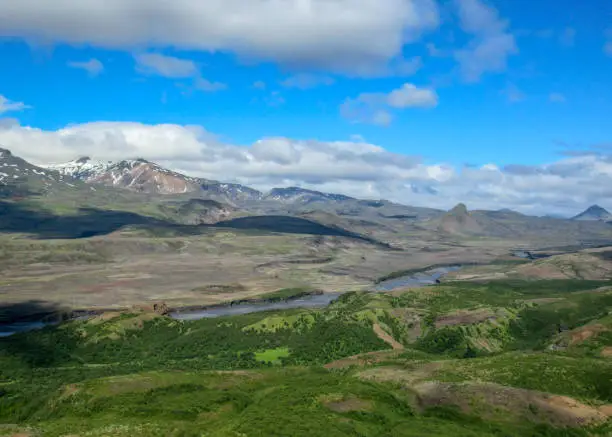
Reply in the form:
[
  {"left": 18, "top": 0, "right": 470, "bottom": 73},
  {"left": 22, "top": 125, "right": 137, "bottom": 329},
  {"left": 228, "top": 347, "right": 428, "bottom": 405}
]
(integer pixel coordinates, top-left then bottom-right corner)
[{"left": 0, "top": 0, "right": 611, "bottom": 214}]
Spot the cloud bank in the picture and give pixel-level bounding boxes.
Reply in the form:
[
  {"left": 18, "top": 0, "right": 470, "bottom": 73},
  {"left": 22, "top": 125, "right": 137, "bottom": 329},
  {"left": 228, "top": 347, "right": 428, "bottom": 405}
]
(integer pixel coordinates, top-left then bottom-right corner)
[
  {"left": 0, "top": 120, "right": 609, "bottom": 216},
  {"left": 0, "top": 0, "right": 439, "bottom": 76}
]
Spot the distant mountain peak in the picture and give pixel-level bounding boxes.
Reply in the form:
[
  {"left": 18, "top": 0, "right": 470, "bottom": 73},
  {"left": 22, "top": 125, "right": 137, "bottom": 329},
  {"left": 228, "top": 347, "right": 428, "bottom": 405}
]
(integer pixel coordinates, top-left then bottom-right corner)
[
  {"left": 449, "top": 203, "right": 469, "bottom": 215},
  {"left": 265, "top": 186, "right": 354, "bottom": 204},
  {"left": 586, "top": 204, "right": 606, "bottom": 213},
  {"left": 45, "top": 156, "right": 261, "bottom": 200},
  {"left": 46, "top": 157, "right": 199, "bottom": 195},
  {"left": 572, "top": 205, "right": 612, "bottom": 221}
]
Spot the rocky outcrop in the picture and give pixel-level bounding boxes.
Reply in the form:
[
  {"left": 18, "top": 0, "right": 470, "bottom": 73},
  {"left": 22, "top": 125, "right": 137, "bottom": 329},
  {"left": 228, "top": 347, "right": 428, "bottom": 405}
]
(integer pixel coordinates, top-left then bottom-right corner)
[{"left": 438, "top": 203, "right": 483, "bottom": 235}]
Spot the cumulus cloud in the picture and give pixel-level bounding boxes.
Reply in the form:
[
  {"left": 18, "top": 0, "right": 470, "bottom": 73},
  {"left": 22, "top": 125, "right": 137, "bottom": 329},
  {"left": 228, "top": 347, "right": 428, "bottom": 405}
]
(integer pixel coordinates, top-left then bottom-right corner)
[
  {"left": 2, "top": 120, "right": 610, "bottom": 216},
  {"left": 0, "top": 0, "right": 439, "bottom": 76},
  {"left": 370, "top": 111, "right": 394, "bottom": 127},
  {"left": 0, "top": 95, "right": 30, "bottom": 114},
  {"left": 387, "top": 83, "right": 438, "bottom": 108},
  {"left": 68, "top": 58, "right": 104, "bottom": 76},
  {"left": 454, "top": 0, "right": 518, "bottom": 82},
  {"left": 341, "top": 83, "right": 438, "bottom": 125}
]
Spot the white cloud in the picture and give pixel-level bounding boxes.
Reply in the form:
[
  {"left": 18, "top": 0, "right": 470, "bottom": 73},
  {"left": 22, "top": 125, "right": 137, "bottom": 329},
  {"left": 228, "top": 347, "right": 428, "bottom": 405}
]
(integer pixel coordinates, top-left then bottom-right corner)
[
  {"left": 252, "top": 81, "right": 266, "bottom": 90},
  {"left": 371, "top": 110, "right": 394, "bottom": 127},
  {"left": 68, "top": 58, "right": 104, "bottom": 76},
  {"left": 0, "top": 95, "right": 30, "bottom": 114},
  {"left": 387, "top": 83, "right": 438, "bottom": 108},
  {"left": 454, "top": 0, "right": 517, "bottom": 82},
  {"left": 0, "top": 0, "right": 440, "bottom": 76},
  {"left": 2, "top": 120, "right": 612, "bottom": 215},
  {"left": 134, "top": 53, "right": 199, "bottom": 78},
  {"left": 549, "top": 92, "right": 566, "bottom": 103},
  {"left": 605, "top": 42, "right": 612, "bottom": 57},
  {"left": 280, "top": 74, "right": 334, "bottom": 89},
  {"left": 134, "top": 52, "right": 226, "bottom": 92},
  {"left": 341, "top": 82, "right": 438, "bottom": 125}
]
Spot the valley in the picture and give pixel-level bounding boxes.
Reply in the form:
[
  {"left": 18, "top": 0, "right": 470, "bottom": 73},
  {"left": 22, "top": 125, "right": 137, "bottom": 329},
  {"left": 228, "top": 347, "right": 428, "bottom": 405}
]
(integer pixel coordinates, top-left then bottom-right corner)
[
  {"left": 2, "top": 148, "right": 612, "bottom": 321},
  {"left": 2, "top": 276, "right": 612, "bottom": 436},
  {"left": 2, "top": 3, "right": 611, "bottom": 435},
  {"left": 2, "top": 149, "right": 612, "bottom": 436}
]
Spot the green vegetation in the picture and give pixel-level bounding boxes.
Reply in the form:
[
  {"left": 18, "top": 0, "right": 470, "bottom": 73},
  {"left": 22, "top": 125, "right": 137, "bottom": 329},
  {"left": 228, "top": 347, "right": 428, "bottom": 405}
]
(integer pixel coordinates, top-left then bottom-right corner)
[
  {"left": 257, "top": 287, "right": 320, "bottom": 302},
  {"left": 255, "top": 346, "right": 290, "bottom": 364},
  {"left": 2, "top": 278, "right": 612, "bottom": 435},
  {"left": 434, "top": 352, "right": 612, "bottom": 402}
]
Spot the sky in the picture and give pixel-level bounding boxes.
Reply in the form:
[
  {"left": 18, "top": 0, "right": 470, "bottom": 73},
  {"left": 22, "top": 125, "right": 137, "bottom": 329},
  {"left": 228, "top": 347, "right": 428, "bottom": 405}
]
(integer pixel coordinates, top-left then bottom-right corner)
[{"left": 0, "top": 0, "right": 611, "bottom": 216}]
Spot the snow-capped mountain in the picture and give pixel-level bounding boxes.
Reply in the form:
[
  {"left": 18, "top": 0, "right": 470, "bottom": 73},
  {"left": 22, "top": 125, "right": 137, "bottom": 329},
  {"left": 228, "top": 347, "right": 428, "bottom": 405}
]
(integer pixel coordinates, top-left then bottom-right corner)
[
  {"left": 263, "top": 187, "right": 355, "bottom": 204},
  {"left": 46, "top": 157, "right": 202, "bottom": 195},
  {"left": 46, "top": 158, "right": 357, "bottom": 206},
  {"left": 46, "top": 156, "right": 265, "bottom": 203},
  {"left": 1, "top": 148, "right": 85, "bottom": 196},
  {"left": 46, "top": 156, "right": 115, "bottom": 180},
  {"left": 200, "top": 181, "right": 263, "bottom": 203}
]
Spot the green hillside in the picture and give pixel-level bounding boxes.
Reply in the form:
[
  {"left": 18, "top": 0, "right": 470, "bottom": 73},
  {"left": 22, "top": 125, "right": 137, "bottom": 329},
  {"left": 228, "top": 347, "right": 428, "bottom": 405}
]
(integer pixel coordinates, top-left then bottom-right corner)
[{"left": 2, "top": 279, "right": 612, "bottom": 436}]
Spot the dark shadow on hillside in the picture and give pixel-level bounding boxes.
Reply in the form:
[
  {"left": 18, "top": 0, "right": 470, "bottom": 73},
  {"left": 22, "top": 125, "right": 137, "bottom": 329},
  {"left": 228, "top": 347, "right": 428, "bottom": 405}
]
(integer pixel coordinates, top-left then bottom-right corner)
[
  {"left": 0, "top": 185, "right": 40, "bottom": 200},
  {"left": 0, "top": 301, "right": 83, "bottom": 368},
  {"left": 0, "top": 201, "right": 203, "bottom": 239},
  {"left": 0, "top": 300, "right": 70, "bottom": 325},
  {"left": 214, "top": 215, "right": 392, "bottom": 247},
  {"left": 0, "top": 202, "right": 391, "bottom": 246}
]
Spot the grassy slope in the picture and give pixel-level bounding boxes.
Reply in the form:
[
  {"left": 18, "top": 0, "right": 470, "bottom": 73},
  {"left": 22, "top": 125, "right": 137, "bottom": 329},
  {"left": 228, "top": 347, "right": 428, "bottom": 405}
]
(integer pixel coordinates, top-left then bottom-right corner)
[{"left": 2, "top": 279, "right": 612, "bottom": 436}]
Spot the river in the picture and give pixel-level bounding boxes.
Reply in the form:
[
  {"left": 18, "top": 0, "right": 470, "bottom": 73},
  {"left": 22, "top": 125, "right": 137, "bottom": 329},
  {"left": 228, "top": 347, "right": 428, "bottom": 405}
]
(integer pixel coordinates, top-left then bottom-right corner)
[
  {"left": 0, "top": 320, "right": 50, "bottom": 338},
  {"left": 169, "top": 292, "right": 343, "bottom": 321},
  {"left": 373, "top": 265, "right": 462, "bottom": 292},
  {"left": 0, "top": 266, "right": 463, "bottom": 335}
]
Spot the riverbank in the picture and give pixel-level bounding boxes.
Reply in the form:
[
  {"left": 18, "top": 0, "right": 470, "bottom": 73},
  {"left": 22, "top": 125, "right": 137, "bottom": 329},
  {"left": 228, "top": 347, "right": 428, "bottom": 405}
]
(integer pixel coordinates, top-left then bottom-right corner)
[
  {"left": 0, "top": 289, "right": 332, "bottom": 335},
  {"left": 0, "top": 266, "right": 468, "bottom": 335}
]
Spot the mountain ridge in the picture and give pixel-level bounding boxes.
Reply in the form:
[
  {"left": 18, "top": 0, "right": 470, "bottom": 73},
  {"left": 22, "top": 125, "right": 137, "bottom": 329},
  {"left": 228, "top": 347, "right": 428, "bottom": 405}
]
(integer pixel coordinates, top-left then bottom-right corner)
[
  {"left": 572, "top": 205, "right": 612, "bottom": 222},
  {"left": 7, "top": 150, "right": 612, "bottom": 222}
]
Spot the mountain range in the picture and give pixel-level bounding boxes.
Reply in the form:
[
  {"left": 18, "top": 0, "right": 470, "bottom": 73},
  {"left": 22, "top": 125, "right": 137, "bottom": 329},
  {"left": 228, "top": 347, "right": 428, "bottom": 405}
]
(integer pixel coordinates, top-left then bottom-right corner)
[
  {"left": 2, "top": 148, "right": 611, "bottom": 244},
  {"left": 44, "top": 155, "right": 611, "bottom": 221},
  {"left": 44, "top": 157, "right": 361, "bottom": 206}
]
